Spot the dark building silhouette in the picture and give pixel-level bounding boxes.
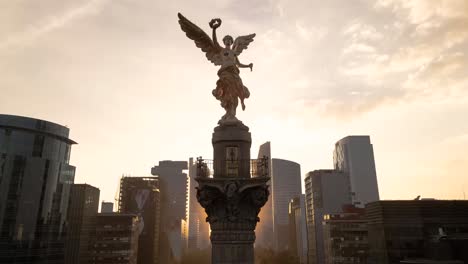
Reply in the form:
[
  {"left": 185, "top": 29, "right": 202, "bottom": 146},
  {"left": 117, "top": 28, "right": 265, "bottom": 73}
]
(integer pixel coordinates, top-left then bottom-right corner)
[
  {"left": 151, "top": 161, "right": 188, "bottom": 263},
  {"left": 366, "top": 200, "right": 468, "bottom": 264},
  {"left": 65, "top": 184, "right": 100, "bottom": 264},
  {"left": 101, "top": 201, "right": 113, "bottom": 213},
  {"left": 255, "top": 142, "right": 274, "bottom": 249},
  {"left": 90, "top": 213, "right": 140, "bottom": 264},
  {"left": 118, "top": 176, "right": 160, "bottom": 264},
  {"left": 322, "top": 206, "right": 368, "bottom": 264},
  {"left": 271, "top": 158, "right": 301, "bottom": 251},
  {"left": 187, "top": 158, "right": 210, "bottom": 251},
  {"left": 305, "top": 170, "right": 352, "bottom": 264},
  {"left": 0, "top": 114, "right": 76, "bottom": 263},
  {"left": 288, "top": 195, "right": 308, "bottom": 263}
]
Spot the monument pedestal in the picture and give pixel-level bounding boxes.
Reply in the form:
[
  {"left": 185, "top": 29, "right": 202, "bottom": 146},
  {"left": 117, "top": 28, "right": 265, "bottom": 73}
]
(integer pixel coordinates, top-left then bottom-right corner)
[{"left": 195, "top": 121, "right": 270, "bottom": 264}]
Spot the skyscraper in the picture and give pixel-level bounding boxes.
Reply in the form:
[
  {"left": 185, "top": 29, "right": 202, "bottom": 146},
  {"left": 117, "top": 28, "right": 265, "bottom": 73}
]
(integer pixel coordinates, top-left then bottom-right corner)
[
  {"left": 271, "top": 158, "right": 301, "bottom": 251},
  {"left": 187, "top": 158, "right": 210, "bottom": 251},
  {"left": 119, "top": 176, "right": 161, "bottom": 264},
  {"left": 151, "top": 161, "right": 188, "bottom": 263},
  {"left": 305, "top": 170, "right": 352, "bottom": 264},
  {"left": 255, "top": 142, "right": 274, "bottom": 249},
  {"left": 0, "top": 114, "right": 76, "bottom": 263},
  {"left": 65, "top": 184, "right": 100, "bottom": 264},
  {"left": 333, "top": 136, "right": 380, "bottom": 207},
  {"left": 288, "top": 194, "right": 308, "bottom": 264}
]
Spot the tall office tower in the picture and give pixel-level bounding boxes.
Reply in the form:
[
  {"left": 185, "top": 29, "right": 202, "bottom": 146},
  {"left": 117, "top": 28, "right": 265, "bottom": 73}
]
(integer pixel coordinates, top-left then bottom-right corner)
[
  {"left": 255, "top": 142, "right": 274, "bottom": 249},
  {"left": 101, "top": 201, "right": 113, "bottom": 213},
  {"left": 119, "top": 177, "right": 161, "bottom": 264},
  {"left": 322, "top": 206, "right": 368, "bottom": 264},
  {"left": 187, "top": 158, "right": 210, "bottom": 250},
  {"left": 151, "top": 161, "right": 188, "bottom": 263},
  {"left": 333, "top": 136, "right": 379, "bottom": 207},
  {"left": 305, "top": 170, "right": 352, "bottom": 264},
  {"left": 65, "top": 184, "right": 100, "bottom": 264},
  {"left": 271, "top": 158, "right": 301, "bottom": 251},
  {"left": 0, "top": 114, "right": 76, "bottom": 263},
  {"left": 90, "top": 213, "right": 140, "bottom": 264},
  {"left": 288, "top": 194, "right": 308, "bottom": 264}
]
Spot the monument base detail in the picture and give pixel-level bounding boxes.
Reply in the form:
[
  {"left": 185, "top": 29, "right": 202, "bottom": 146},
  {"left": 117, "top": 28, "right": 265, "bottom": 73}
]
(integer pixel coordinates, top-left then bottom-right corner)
[{"left": 195, "top": 122, "right": 270, "bottom": 264}]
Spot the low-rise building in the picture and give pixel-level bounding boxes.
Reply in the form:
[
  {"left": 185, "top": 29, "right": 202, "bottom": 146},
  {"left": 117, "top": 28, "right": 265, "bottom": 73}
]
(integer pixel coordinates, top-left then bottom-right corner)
[
  {"left": 323, "top": 206, "right": 368, "bottom": 264},
  {"left": 90, "top": 213, "right": 140, "bottom": 264},
  {"left": 366, "top": 200, "right": 468, "bottom": 264}
]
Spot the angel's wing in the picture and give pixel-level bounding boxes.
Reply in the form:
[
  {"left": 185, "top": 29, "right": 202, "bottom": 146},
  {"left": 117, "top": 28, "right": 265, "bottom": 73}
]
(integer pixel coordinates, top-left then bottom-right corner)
[
  {"left": 232, "top": 34, "right": 256, "bottom": 56},
  {"left": 178, "top": 13, "right": 222, "bottom": 65}
]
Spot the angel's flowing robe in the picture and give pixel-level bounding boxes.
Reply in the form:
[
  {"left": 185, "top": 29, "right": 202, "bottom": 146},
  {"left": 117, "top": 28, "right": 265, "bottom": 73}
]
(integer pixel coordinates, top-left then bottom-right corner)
[{"left": 212, "top": 65, "right": 250, "bottom": 113}]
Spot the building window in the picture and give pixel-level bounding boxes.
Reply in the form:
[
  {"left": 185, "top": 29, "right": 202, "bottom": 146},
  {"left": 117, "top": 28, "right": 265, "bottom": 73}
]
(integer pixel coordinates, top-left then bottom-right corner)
[{"left": 32, "top": 135, "right": 45, "bottom": 157}]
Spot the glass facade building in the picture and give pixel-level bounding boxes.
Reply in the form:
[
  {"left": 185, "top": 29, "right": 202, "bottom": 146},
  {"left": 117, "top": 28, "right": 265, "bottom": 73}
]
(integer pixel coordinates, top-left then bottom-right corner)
[
  {"left": 271, "top": 158, "right": 301, "bottom": 251},
  {"left": 333, "top": 136, "right": 379, "bottom": 207},
  {"left": 254, "top": 142, "right": 274, "bottom": 249},
  {"left": 0, "top": 114, "right": 76, "bottom": 263}
]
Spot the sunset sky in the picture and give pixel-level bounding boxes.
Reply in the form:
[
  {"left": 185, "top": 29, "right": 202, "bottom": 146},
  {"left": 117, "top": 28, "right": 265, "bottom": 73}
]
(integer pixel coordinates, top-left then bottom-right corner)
[{"left": 1, "top": 0, "right": 468, "bottom": 204}]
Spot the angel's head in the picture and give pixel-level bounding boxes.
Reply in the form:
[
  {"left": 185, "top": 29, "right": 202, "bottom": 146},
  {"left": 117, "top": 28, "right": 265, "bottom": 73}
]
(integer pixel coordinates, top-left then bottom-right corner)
[{"left": 223, "top": 35, "right": 234, "bottom": 47}]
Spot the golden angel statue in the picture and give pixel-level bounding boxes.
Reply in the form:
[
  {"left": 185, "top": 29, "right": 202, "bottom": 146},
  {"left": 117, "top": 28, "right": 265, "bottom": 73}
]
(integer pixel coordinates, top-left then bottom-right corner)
[{"left": 178, "top": 13, "right": 255, "bottom": 124}]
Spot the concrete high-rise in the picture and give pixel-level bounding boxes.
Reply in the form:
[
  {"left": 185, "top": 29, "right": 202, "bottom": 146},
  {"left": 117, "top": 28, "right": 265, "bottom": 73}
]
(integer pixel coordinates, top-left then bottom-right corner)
[
  {"left": 187, "top": 158, "right": 210, "bottom": 251},
  {"left": 333, "top": 136, "right": 379, "bottom": 207},
  {"left": 0, "top": 114, "right": 76, "bottom": 263},
  {"left": 305, "top": 170, "right": 352, "bottom": 264},
  {"left": 119, "top": 176, "right": 160, "bottom": 264},
  {"left": 255, "top": 142, "right": 274, "bottom": 249},
  {"left": 271, "top": 158, "right": 301, "bottom": 251},
  {"left": 65, "top": 184, "right": 100, "bottom": 264},
  {"left": 151, "top": 161, "right": 188, "bottom": 263},
  {"left": 288, "top": 194, "right": 308, "bottom": 264}
]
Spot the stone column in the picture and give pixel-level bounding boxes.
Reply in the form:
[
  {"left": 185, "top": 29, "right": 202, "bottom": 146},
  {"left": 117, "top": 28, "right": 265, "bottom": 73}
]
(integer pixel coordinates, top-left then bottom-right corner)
[{"left": 196, "top": 121, "right": 270, "bottom": 264}]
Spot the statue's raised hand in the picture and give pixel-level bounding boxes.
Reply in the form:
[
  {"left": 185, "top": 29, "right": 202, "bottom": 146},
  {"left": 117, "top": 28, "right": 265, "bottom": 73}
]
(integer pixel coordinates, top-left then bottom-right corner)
[{"left": 209, "top": 18, "right": 222, "bottom": 29}]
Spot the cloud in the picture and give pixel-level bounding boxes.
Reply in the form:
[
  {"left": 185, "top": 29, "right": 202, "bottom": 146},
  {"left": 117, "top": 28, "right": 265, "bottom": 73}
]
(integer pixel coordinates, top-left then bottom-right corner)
[
  {"left": 375, "top": 0, "right": 468, "bottom": 23},
  {"left": 404, "top": 52, "right": 468, "bottom": 96},
  {"left": 0, "top": 0, "right": 108, "bottom": 50},
  {"left": 295, "top": 20, "right": 327, "bottom": 41},
  {"left": 343, "top": 21, "right": 384, "bottom": 42},
  {"left": 326, "top": 0, "right": 468, "bottom": 118}
]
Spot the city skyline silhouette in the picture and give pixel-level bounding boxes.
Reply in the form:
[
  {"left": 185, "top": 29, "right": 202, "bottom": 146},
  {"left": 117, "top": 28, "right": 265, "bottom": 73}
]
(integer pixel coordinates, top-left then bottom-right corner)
[{"left": 1, "top": 0, "right": 468, "bottom": 208}]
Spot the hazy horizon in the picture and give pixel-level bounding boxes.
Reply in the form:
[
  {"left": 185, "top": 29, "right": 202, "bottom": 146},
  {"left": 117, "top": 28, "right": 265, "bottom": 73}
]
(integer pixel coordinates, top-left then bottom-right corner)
[{"left": 1, "top": 0, "right": 468, "bottom": 204}]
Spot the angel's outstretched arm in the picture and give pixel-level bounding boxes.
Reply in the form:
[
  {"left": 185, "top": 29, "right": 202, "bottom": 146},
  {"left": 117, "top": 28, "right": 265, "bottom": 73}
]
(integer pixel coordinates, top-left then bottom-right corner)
[
  {"left": 236, "top": 57, "right": 253, "bottom": 71},
  {"left": 209, "top": 19, "right": 222, "bottom": 49},
  {"left": 212, "top": 28, "right": 221, "bottom": 49}
]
